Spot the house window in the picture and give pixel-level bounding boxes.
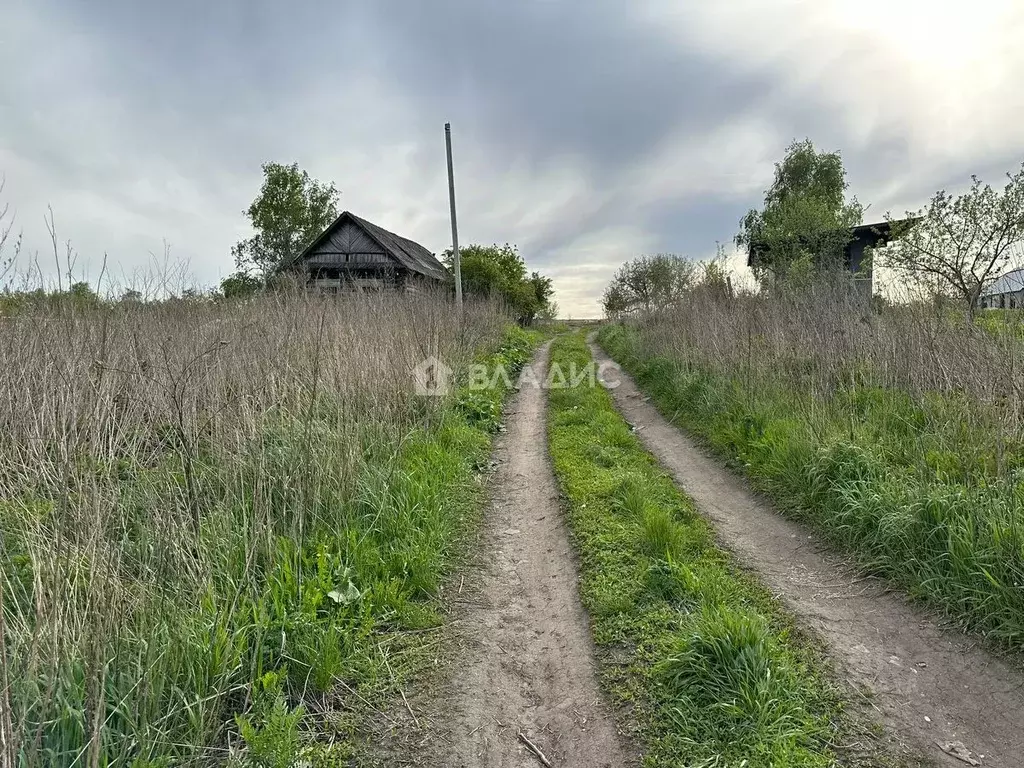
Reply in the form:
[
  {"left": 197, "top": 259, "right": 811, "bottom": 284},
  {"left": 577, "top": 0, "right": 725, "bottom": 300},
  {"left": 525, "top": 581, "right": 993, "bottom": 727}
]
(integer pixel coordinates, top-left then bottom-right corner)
[{"left": 1001, "top": 295, "right": 1006, "bottom": 309}]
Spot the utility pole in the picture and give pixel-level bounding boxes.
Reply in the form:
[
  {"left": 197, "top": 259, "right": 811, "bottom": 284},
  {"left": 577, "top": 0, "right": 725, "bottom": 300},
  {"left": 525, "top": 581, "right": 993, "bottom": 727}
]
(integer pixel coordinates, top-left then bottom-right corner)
[{"left": 445, "top": 122, "right": 463, "bottom": 310}]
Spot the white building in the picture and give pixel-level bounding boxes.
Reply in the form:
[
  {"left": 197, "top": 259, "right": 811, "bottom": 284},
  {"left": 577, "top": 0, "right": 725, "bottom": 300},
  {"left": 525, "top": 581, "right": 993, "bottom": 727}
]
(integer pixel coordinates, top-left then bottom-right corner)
[{"left": 979, "top": 268, "right": 1024, "bottom": 310}]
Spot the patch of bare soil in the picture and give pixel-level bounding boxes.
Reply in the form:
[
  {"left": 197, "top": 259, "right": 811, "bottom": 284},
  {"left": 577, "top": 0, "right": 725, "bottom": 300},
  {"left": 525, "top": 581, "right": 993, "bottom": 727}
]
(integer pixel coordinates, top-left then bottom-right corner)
[
  {"left": 367, "top": 342, "right": 635, "bottom": 768},
  {"left": 591, "top": 340, "right": 1024, "bottom": 768}
]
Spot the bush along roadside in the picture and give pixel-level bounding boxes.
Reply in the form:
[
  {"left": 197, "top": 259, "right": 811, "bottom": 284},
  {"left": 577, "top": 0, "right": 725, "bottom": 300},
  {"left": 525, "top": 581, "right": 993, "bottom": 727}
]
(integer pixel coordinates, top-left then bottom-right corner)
[
  {"left": 546, "top": 332, "right": 864, "bottom": 767},
  {"left": 598, "top": 323, "right": 1024, "bottom": 647}
]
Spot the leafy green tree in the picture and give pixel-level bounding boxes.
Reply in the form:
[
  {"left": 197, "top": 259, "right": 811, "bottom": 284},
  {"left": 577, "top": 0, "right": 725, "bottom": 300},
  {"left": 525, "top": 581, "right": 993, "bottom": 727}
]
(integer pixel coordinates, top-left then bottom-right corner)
[
  {"left": 736, "top": 139, "right": 863, "bottom": 283},
  {"left": 444, "top": 244, "right": 554, "bottom": 324},
  {"left": 67, "top": 281, "right": 100, "bottom": 307},
  {"left": 232, "top": 162, "right": 340, "bottom": 279},
  {"left": 525, "top": 271, "right": 554, "bottom": 324},
  {"left": 883, "top": 163, "right": 1024, "bottom": 317},
  {"left": 453, "top": 244, "right": 515, "bottom": 298},
  {"left": 602, "top": 254, "right": 697, "bottom": 317},
  {"left": 220, "top": 271, "right": 264, "bottom": 299},
  {"left": 602, "top": 283, "right": 631, "bottom": 317}
]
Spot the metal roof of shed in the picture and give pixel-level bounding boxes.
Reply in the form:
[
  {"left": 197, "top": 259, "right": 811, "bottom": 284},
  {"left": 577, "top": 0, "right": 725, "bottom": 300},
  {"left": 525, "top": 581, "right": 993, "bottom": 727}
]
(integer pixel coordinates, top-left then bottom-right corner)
[{"left": 982, "top": 267, "right": 1024, "bottom": 297}]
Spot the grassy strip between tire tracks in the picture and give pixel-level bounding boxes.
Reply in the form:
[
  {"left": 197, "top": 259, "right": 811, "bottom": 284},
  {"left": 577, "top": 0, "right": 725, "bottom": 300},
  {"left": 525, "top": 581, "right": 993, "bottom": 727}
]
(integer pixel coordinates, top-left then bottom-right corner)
[
  {"left": 547, "top": 332, "right": 880, "bottom": 768},
  {"left": 598, "top": 322, "right": 1024, "bottom": 648}
]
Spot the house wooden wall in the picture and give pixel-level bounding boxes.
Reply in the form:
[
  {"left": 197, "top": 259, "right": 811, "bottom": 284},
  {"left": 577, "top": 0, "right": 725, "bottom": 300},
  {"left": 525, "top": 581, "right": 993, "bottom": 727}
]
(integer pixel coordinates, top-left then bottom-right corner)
[
  {"left": 301, "top": 219, "right": 401, "bottom": 292},
  {"left": 303, "top": 219, "right": 395, "bottom": 270}
]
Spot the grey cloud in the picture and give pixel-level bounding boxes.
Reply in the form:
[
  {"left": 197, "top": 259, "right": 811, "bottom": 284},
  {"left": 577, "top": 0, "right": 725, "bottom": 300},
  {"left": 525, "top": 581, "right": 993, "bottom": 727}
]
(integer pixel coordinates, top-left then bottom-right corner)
[
  {"left": 355, "top": 0, "right": 774, "bottom": 177},
  {"left": 1, "top": 0, "right": 1022, "bottom": 316},
  {"left": 643, "top": 197, "right": 745, "bottom": 256}
]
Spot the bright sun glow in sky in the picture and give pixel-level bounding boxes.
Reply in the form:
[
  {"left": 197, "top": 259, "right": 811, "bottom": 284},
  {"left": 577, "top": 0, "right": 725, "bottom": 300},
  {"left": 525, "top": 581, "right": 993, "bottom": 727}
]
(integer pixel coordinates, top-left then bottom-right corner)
[{"left": 849, "top": 0, "right": 1010, "bottom": 55}]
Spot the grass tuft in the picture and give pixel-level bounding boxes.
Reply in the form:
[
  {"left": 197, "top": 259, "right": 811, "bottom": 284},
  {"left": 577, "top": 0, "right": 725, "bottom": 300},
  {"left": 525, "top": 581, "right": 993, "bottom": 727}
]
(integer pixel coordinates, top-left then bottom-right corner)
[
  {"left": 660, "top": 608, "right": 827, "bottom": 759},
  {"left": 640, "top": 505, "right": 687, "bottom": 559}
]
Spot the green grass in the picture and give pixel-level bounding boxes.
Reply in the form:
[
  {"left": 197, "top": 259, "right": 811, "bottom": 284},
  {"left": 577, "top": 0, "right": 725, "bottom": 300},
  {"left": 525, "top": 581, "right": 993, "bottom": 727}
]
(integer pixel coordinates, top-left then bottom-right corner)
[
  {"left": 547, "top": 332, "right": 854, "bottom": 767},
  {"left": 598, "top": 322, "right": 1024, "bottom": 647},
  {"left": 976, "top": 308, "right": 1024, "bottom": 341},
  {"left": 0, "top": 309, "right": 538, "bottom": 767}
]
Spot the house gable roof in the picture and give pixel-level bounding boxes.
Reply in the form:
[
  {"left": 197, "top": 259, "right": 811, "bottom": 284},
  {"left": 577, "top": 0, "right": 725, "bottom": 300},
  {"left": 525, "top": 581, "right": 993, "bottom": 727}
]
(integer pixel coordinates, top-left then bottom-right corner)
[{"left": 290, "top": 211, "right": 450, "bottom": 281}]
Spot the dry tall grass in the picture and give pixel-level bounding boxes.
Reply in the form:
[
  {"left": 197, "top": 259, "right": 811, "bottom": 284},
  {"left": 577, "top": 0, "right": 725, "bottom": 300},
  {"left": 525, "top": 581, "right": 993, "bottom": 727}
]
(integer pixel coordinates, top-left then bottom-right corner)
[
  {"left": 0, "top": 288, "right": 507, "bottom": 764},
  {"left": 639, "top": 281, "right": 1023, "bottom": 418},
  {"left": 601, "top": 279, "right": 1024, "bottom": 642}
]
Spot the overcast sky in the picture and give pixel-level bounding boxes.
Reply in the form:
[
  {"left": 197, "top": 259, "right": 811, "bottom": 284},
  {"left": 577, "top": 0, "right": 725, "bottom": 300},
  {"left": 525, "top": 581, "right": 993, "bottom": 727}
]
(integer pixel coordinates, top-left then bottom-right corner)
[{"left": 2, "top": 0, "right": 1023, "bottom": 315}]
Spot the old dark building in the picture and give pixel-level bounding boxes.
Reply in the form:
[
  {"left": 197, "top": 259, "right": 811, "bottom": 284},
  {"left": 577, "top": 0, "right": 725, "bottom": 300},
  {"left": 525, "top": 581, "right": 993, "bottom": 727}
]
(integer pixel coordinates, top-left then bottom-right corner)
[
  {"left": 286, "top": 211, "right": 450, "bottom": 292},
  {"left": 747, "top": 218, "right": 918, "bottom": 296}
]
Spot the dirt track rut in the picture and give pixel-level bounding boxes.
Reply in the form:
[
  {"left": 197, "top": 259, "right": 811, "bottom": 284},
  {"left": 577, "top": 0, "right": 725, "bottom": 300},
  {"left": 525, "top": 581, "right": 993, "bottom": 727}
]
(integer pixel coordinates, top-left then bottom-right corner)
[
  {"left": 592, "top": 339, "right": 1024, "bottom": 768},
  {"left": 382, "top": 342, "right": 633, "bottom": 768}
]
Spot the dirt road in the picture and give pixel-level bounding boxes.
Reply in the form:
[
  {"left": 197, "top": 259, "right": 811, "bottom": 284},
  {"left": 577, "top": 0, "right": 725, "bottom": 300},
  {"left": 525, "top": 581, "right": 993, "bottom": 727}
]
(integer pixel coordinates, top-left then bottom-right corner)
[
  {"left": 377, "top": 342, "right": 633, "bottom": 768},
  {"left": 592, "top": 339, "right": 1024, "bottom": 768}
]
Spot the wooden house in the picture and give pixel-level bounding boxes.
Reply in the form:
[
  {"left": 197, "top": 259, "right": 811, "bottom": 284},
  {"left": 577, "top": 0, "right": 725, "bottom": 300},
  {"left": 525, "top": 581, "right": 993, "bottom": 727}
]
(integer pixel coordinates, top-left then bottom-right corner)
[
  {"left": 747, "top": 218, "right": 918, "bottom": 297},
  {"left": 285, "top": 211, "right": 450, "bottom": 292}
]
